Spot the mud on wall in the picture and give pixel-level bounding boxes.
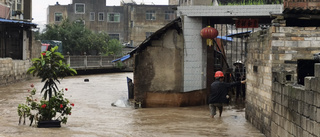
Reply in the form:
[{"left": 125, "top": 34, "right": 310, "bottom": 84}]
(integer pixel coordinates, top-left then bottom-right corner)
[
  {"left": 134, "top": 29, "right": 187, "bottom": 107},
  {"left": 246, "top": 26, "right": 320, "bottom": 137}
]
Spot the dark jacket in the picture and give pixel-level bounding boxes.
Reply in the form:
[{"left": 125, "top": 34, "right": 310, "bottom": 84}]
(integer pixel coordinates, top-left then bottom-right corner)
[{"left": 209, "top": 79, "right": 241, "bottom": 104}]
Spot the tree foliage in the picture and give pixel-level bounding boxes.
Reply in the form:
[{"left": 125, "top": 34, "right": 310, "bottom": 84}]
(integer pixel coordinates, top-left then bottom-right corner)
[{"left": 38, "top": 18, "right": 123, "bottom": 56}]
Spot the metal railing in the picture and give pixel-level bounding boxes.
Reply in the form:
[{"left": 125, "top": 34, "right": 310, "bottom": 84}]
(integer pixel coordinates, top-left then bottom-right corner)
[{"left": 65, "top": 53, "right": 115, "bottom": 70}]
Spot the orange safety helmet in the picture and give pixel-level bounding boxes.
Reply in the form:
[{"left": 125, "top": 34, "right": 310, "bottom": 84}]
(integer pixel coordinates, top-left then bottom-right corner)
[{"left": 214, "top": 71, "right": 224, "bottom": 78}]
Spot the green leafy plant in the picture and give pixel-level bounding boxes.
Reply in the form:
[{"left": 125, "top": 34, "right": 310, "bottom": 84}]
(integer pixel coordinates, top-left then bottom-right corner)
[
  {"left": 18, "top": 84, "right": 74, "bottom": 126},
  {"left": 18, "top": 46, "right": 77, "bottom": 126},
  {"left": 27, "top": 46, "right": 77, "bottom": 100}
]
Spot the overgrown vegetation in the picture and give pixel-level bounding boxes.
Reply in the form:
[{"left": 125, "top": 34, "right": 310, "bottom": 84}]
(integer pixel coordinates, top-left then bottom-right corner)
[
  {"left": 36, "top": 18, "right": 123, "bottom": 57},
  {"left": 218, "top": 0, "right": 282, "bottom": 5}
]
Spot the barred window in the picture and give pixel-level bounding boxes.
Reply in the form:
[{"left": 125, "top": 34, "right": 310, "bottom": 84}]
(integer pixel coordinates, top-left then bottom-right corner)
[
  {"left": 55, "top": 13, "right": 63, "bottom": 22},
  {"left": 165, "top": 11, "right": 175, "bottom": 20},
  {"left": 107, "top": 13, "right": 120, "bottom": 22},
  {"left": 75, "top": 3, "right": 85, "bottom": 14},
  {"left": 146, "top": 11, "right": 156, "bottom": 20}
]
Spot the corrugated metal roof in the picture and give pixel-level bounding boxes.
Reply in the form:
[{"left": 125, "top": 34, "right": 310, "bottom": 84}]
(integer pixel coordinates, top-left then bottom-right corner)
[
  {"left": 217, "top": 36, "right": 233, "bottom": 41},
  {"left": 112, "top": 54, "right": 131, "bottom": 62},
  {"left": 0, "top": 18, "right": 37, "bottom": 26}
]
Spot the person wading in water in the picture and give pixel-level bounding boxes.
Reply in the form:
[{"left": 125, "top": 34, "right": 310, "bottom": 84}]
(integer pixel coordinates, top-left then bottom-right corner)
[{"left": 209, "top": 71, "right": 246, "bottom": 118}]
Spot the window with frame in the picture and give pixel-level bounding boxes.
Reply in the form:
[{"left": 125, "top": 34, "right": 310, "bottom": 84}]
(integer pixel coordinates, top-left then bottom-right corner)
[
  {"left": 90, "top": 12, "right": 95, "bottom": 21},
  {"left": 107, "top": 13, "right": 120, "bottom": 22},
  {"left": 146, "top": 11, "right": 156, "bottom": 20},
  {"left": 98, "top": 12, "right": 104, "bottom": 21},
  {"left": 146, "top": 32, "right": 154, "bottom": 38},
  {"left": 55, "top": 13, "right": 63, "bottom": 22},
  {"left": 109, "top": 34, "right": 120, "bottom": 40},
  {"left": 75, "top": 3, "right": 85, "bottom": 14},
  {"left": 165, "top": 11, "right": 175, "bottom": 20}
]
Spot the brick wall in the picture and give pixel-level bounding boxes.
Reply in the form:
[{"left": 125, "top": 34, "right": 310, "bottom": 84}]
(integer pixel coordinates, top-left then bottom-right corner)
[
  {"left": 246, "top": 26, "right": 320, "bottom": 137},
  {"left": 246, "top": 29, "right": 273, "bottom": 136}
]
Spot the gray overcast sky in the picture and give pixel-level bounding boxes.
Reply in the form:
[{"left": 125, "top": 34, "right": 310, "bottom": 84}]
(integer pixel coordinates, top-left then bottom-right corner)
[{"left": 32, "top": 0, "right": 168, "bottom": 31}]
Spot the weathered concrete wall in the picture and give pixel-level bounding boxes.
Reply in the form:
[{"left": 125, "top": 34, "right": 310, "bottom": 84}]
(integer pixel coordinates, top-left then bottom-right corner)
[
  {"left": 145, "top": 89, "right": 207, "bottom": 107},
  {"left": 0, "top": 58, "right": 31, "bottom": 85},
  {"left": 246, "top": 26, "right": 320, "bottom": 137},
  {"left": 134, "top": 29, "right": 184, "bottom": 107}
]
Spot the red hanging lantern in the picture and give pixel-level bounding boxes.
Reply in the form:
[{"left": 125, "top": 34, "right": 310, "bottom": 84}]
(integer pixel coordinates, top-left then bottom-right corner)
[{"left": 200, "top": 26, "right": 218, "bottom": 46}]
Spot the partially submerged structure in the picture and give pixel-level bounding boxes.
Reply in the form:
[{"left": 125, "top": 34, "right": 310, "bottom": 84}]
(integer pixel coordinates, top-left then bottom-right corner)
[{"left": 128, "top": 4, "right": 282, "bottom": 107}]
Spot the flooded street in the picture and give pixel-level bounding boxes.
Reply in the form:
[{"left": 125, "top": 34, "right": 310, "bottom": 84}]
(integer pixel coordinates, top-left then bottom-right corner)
[{"left": 0, "top": 72, "right": 264, "bottom": 137}]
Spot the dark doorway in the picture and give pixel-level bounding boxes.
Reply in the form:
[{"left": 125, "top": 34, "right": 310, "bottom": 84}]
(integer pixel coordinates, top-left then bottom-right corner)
[{"left": 297, "top": 59, "right": 315, "bottom": 85}]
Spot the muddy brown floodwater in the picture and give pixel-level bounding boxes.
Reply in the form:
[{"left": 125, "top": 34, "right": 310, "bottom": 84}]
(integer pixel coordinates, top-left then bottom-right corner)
[{"left": 0, "top": 72, "right": 265, "bottom": 137}]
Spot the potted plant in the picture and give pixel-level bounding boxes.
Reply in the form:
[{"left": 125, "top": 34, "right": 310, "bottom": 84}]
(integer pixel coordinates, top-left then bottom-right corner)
[{"left": 17, "top": 46, "right": 77, "bottom": 127}]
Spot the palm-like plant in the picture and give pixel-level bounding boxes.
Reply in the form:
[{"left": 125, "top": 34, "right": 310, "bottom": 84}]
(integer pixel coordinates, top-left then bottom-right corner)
[{"left": 27, "top": 46, "right": 77, "bottom": 100}]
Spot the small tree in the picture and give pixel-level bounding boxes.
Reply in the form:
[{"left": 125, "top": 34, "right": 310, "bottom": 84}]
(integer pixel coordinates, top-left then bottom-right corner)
[
  {"left": 27, "top": 46, "right": 77, "bottom": 100},
  {"left": 106, "top": 39, "right": 123, "bottom": 57},
  {"left": 18, "top": 46, "right": 77, "bottom": 126}
]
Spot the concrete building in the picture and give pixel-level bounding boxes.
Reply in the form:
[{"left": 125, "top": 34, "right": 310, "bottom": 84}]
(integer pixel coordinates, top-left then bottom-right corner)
[
  {"left": 0, "top": 0, "right": 40, "bottom": 85},
  {"left": 47, "top": 0, "right": 177, "bottom": 47}
]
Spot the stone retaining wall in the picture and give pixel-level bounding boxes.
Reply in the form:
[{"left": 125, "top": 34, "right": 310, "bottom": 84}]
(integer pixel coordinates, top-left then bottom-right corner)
[
  {"left": 0, "top": 58, "right": 31, "bottom": 85},
  {"left": 272, "top": 67, "right": 320, "bottom": 137},
  {"left": 246, "top": 26, "right": 320, "bottom": 137}
]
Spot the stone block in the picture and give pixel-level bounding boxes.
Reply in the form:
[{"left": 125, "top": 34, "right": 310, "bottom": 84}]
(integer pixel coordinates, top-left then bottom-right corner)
[
  {"left": 285, "top": 41, "right": 298, "bottom": 47},
  {"left": 315, "top": 93, "right": 320, "bottom": 108},
  {"left": 271, "top": 121, "right": 278, "bottom": 136},
  {"left": 305, "top": 90, "right": 314, "bottom": 105},
  {"left": 285, "top": 120, "right": 292, "bottom": 134},
  {"left": 315, "top": 63, "right": 320, "bottom": 78},
  {"left": 311, "top": 40, "right": 320, "bottom": 47},
  {"left": 315, "top": 122, "right": 320, "bottom": 137},
  {"left": 306, "top": 119, "right": 314, "bottom": 135},
  {"left": 279, "top": 54, "right": 293, "bottom": 60},
  {"left": 293, "top": 99, "right": 299, "bottom": 112},
  {"left": 304, "top": 77, "right": 313, "bottom": 90},
  {"left": 317, "top": 107, "right": 320, "bottom": 123},
  {"left": 303, "top": 130, "right": 309, "bottom": 137},
  {"left": 291, "top": 37, "right": 304, "bottom": 41},
  {"left": 282, "top": 95, "right": 288, "bottom": 108},
  {"left": 293, "top": 111, "right": 301, "bottom": 125},
  {"left": 309, "top": 106, "right": 316, "bottom": 121},
  {"left": 298, "top": 41, "right": 311, "bottom": 47},
  {"left": 298, "top": 100, "right": 305, "bottom": 114},
  {"left": 303, "top": 103, "right": 311, "bottom": 118},
  {"left": 311, "top": 77, "right": 318, "bottom": 93},
  {"left": 301, "top": 115, "right": 307, "bottom": 130}
]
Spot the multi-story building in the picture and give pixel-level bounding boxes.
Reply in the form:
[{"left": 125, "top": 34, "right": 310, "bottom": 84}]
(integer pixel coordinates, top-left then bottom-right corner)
[
  {"left": 0, "top": 0, "right": 39, "bottom": 85},
  {"left": 47, "top": 0, "right": 177, "bottom": 47},
  {"left": 0, "top": 0, "right": 35, "bottom": 60},
  {"left": 0, "top": 0, "right": 32, "bottom": 20}
]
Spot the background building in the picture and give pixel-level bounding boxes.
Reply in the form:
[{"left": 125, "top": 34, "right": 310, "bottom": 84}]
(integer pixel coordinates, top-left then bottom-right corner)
[{"left": 47, "top": 0, "right": 177, "bottom": 47}]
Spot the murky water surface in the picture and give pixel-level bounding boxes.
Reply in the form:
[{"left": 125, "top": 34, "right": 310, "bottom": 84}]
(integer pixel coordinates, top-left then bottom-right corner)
[{"left": 0, "top": 72, "right": 265, "bottom": 137}]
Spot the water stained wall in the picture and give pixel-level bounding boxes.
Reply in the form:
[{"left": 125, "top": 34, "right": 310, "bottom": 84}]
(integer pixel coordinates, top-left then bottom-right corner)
[{"left": 246, "top": 25, "right": 320, "bottom": 137}]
